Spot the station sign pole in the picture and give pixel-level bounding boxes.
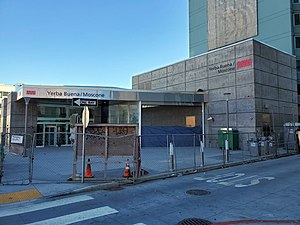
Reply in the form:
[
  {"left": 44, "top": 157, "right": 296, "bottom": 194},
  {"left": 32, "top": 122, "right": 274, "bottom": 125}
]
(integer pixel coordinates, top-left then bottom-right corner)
[{"left": 81, "top": 106, "right": 89, "bottom": 183}]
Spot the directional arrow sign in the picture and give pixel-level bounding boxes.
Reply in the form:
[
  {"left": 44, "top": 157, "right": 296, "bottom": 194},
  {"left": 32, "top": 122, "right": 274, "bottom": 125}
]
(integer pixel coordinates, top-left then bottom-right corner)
[{"left": 72, "top": 98, "right": 98, "bottom": 107}]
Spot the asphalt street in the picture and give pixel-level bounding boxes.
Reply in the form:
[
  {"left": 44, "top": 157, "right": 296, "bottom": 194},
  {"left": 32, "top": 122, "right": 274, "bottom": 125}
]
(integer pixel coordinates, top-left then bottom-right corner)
[{"left": 1, "top": 154, "right": 300, "bottom": 225}]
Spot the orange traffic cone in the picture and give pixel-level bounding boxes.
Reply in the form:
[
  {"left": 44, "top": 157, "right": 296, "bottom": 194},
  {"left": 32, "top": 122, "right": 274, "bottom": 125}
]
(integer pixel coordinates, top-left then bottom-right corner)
[
  {"left": 85, "top": 158, "right": 94, "bottom": 178},
  {"left": 123, "top": 160, "right": 131, "bottom": 178},
  {"left": 140, "top": 169, "right": 149, "bottom": 176}
]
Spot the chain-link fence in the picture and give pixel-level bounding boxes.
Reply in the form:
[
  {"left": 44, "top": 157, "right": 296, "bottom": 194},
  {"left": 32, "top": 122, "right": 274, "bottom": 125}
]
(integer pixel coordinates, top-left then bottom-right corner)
[
  {"left": 71, "top": 131, "right": 138, "bottom": 182},
  {"left": 27, "top": 130, "right": 139, "bottom": 183},
  {"left": 138, "top": 131, "right": 300, "bottom": 179},
  {"left": 0, "top": 133, "right": 33, "bottom": 185},
  {"left": 1, "top": 130, "right": 299, "bottom": 185}
]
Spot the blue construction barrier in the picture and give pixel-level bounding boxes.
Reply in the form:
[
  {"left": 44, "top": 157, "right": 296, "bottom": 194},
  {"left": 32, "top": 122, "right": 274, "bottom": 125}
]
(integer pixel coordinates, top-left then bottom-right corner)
[{"left": 141, "top": 126, "right": 201, "bottom": 147}]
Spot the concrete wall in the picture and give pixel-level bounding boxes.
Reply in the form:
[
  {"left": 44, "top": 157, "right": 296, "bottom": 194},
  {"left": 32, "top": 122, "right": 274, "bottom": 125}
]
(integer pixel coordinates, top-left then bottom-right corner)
[
  {"left": 253, "top": 40, "right": 298, "bottom": 137},
  {"left": 132, "top": 39, "right": 297, "bottom": 139},
  {"left": 207, "top": 0, "right": 257, "bottom": 51}
]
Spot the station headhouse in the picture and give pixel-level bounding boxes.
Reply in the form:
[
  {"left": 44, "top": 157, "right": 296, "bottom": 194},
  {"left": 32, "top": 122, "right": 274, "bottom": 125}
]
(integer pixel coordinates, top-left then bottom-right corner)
[{"left": 1, "top": 84, "right": 206, "bottom": 147}]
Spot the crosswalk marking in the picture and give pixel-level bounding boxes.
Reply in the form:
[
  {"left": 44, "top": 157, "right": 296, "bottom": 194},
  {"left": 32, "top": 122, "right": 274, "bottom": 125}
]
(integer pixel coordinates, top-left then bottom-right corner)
[
  {"left": 24, "top": 206, "right": 118, "bottom": 225},
  {"left": 0, "top": 195, "right": 93, "bottom": 217}
]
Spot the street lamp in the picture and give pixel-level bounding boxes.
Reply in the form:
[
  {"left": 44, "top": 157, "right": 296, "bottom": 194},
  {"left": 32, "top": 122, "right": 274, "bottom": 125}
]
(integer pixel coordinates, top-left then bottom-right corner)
[{"left": 224, "top": 92, "right": 231, "bottom": 163}]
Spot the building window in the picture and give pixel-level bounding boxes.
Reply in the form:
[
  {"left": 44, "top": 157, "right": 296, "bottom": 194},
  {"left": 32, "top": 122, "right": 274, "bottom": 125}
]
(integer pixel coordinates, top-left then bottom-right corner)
[
  {"left": 295, "top": 14, "right": 300, "bottom": 25},
  {"left": 294, "top": 0, "right": 300, "bottom": 4},
  {"left": 295, "top": 37, "right": 300, "bottom": 48}
]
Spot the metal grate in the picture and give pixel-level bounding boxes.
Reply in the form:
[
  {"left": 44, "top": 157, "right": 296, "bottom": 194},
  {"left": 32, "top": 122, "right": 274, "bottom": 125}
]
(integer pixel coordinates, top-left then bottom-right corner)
[{"left": 177, "top": 218, "right": 212, "bottom": 225}]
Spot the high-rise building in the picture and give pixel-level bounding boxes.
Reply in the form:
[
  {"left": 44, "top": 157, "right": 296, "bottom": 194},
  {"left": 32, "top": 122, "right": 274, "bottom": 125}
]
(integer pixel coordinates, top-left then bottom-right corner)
[
  {"left": 189, "top": 0, "right": 293, "bottom": 57},
  {"left": 189, "top": 0, "right": 300, "bottom": 119}
]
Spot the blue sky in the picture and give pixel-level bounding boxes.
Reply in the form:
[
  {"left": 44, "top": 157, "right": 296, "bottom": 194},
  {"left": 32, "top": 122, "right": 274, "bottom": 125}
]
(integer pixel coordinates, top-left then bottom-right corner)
[{"left": 0, "top": 0, "right": 188, "bottom": 88}]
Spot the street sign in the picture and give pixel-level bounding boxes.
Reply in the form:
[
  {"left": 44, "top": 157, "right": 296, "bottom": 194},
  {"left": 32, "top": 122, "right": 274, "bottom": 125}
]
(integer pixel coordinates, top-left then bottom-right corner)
[
  {"left": 82, "top": 106, "right": 90, "bottom": 128},
  {"left": 72, "top": 98, "right": 98, "bottom": 107},
  {"left": 11, "top": 135, "right": 23, "bottom": 144}
]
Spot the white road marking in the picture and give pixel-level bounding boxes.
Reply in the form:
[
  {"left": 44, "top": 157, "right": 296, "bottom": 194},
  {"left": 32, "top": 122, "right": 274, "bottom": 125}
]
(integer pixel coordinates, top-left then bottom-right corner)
[
  {"left": 207, "top": 173, "right": 245, "bottom": 183},
  {"left": 218, "top": 175, "right": 258, "bottom": 186},
  {"left": 0, "top": 195, "right": 94, "bottom": 217},
  {"left": 235, "top": 177, "right": 275, "bottom": 188},
  {"left": 194, "top": 173, "right": 275, "bottom": 188},
  {"left": 133, "top": 223, "right": 147, "bottom": 225},
  {"left": 24, "top": 206, "right": 118, "bottom": 225},
  {"left": 194, "top": 172, "right": 235, "bottom": 181}
]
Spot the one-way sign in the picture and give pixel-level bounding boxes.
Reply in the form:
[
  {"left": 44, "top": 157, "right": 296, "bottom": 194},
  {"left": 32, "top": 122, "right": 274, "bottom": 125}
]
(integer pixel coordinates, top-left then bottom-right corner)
[{"left": 72, "top": 98, "right": 98, "bottom": 107}]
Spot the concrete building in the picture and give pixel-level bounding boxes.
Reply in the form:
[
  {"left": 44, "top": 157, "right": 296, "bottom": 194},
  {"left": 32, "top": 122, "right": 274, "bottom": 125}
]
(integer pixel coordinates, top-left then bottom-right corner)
[
  {"left": 0, "top": 84, "right": 16, "bottom": 134},
  {"left": 189, "top": 0, "right": 300, "bottom": 120},
  {"left": 132, "top": 39, "right": 298, "bottom": 143}
]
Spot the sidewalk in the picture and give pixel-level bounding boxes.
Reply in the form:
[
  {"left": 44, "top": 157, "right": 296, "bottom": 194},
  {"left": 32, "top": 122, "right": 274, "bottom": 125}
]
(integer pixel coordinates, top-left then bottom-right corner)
[
  {"left": 0, "top": 146, "right": 124, "bottom": 204},
  {"left": 1, "top": 145, "right": 298, "bottom": 205},
  {"left": 0, "top": 179, "right": 124, "bottom": 205}
]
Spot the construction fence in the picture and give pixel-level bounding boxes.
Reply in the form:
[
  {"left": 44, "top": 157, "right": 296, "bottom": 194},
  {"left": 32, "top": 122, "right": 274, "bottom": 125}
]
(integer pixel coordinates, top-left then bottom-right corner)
[
  {"left": 0, "top": 130, "right": 299, "bottom": 184},
  {"left": 0, "top": 133, "right": 33, "bottom": 185}
]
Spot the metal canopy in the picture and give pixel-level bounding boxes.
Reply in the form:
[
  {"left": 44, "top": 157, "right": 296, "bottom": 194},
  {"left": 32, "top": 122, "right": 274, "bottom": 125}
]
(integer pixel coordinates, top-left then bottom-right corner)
[{"left": 16, "top": 84, "right": 207, "bottom": 106}]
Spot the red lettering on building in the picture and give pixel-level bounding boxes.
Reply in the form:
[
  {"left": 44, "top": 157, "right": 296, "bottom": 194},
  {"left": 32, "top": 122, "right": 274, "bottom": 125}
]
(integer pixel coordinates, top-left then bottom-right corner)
[
  {"left": 237, "top": 58, "right": 253, "bottom": 69},
  {"left": 26, "top": 90, "right": 36, "bottom": 95}
]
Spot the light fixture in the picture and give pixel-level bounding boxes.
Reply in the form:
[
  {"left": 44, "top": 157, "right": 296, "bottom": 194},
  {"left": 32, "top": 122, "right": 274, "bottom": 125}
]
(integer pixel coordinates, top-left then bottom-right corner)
[{"left": 207, "top": 116, "right": 214, "bottom": 121}]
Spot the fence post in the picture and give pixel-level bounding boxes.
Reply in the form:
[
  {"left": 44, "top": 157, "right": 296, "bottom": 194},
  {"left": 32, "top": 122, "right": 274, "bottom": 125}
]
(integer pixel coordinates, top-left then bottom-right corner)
[
  {"left": 169, "top": 141, "right": 174, "bottom": 171},
  {"left": 138, "top": 135, "right": 141, "bottom": 178},
  {"left": 200, "top": 140, "right": 204, "bottom": 168},
  {"left": 104, "top": 126, "right": 108, "bottom": 179},
  {"left": 29, "top": 134, "right": 35, "bottom": 184},
  {"left": 72, "top": 131, "right": 78, "bottom": 180},
  {"left": 0, "top": 133, "right": 4, "bottom": 183},
  {"left": 193, "top": 134, "right": 196, "bottom": 169},
  {"left": 132, "top": 134, "right": 138, "bottom": 180}
]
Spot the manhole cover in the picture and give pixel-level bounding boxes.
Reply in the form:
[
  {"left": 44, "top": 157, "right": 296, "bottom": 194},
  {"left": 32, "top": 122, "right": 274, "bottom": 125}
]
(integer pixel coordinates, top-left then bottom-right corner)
[
  {"left": 186, "top": 189, "right": 210, "bottom": 196},
  {"left": 177, "top": 218, "right": 212, "bottom": 225}
]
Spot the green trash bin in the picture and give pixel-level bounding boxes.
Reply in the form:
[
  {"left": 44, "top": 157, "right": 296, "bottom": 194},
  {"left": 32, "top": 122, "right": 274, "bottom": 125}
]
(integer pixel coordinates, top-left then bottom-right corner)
[{"left": 218, "top": 129, "right": 239, "bottom": 150}]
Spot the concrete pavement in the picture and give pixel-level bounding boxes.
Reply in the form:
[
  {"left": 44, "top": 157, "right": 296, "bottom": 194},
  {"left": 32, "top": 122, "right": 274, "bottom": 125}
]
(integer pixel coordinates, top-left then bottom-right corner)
[
  {"left": 0, "top": 146, "right": 123, "bottom": 204},
  {"left": 1, "top": 144, "right": 299, "bottom": 205},
  {"left": 1, "top": 154, "right": 300, "bottom": 224}
]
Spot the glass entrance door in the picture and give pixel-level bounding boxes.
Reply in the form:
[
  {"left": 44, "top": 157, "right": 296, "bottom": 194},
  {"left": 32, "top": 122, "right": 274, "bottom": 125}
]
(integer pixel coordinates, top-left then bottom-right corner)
[
  {"left": 36, "top": 123, "right": 70, "bottom": 147},
  {"left": 57, "top": 124, "right": 68, "bottom": 146},
  {"left": 45, "top": 125, "right": 57, "bottom": 146}
]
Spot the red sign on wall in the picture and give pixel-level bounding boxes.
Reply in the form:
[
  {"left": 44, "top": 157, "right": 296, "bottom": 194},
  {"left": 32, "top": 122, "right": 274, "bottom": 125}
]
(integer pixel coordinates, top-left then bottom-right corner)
[
  {"left": 26, "top": 90, "right": 36, "bottom": 95},
  {"left": 237, "top": 58, "right": 253, "bottom": 69}
]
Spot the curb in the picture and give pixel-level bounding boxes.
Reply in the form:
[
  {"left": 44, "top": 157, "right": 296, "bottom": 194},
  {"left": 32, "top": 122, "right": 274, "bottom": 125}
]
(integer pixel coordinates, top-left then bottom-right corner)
[{"left": 46, "top": 180, "right": 132, "bottom": 199}]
